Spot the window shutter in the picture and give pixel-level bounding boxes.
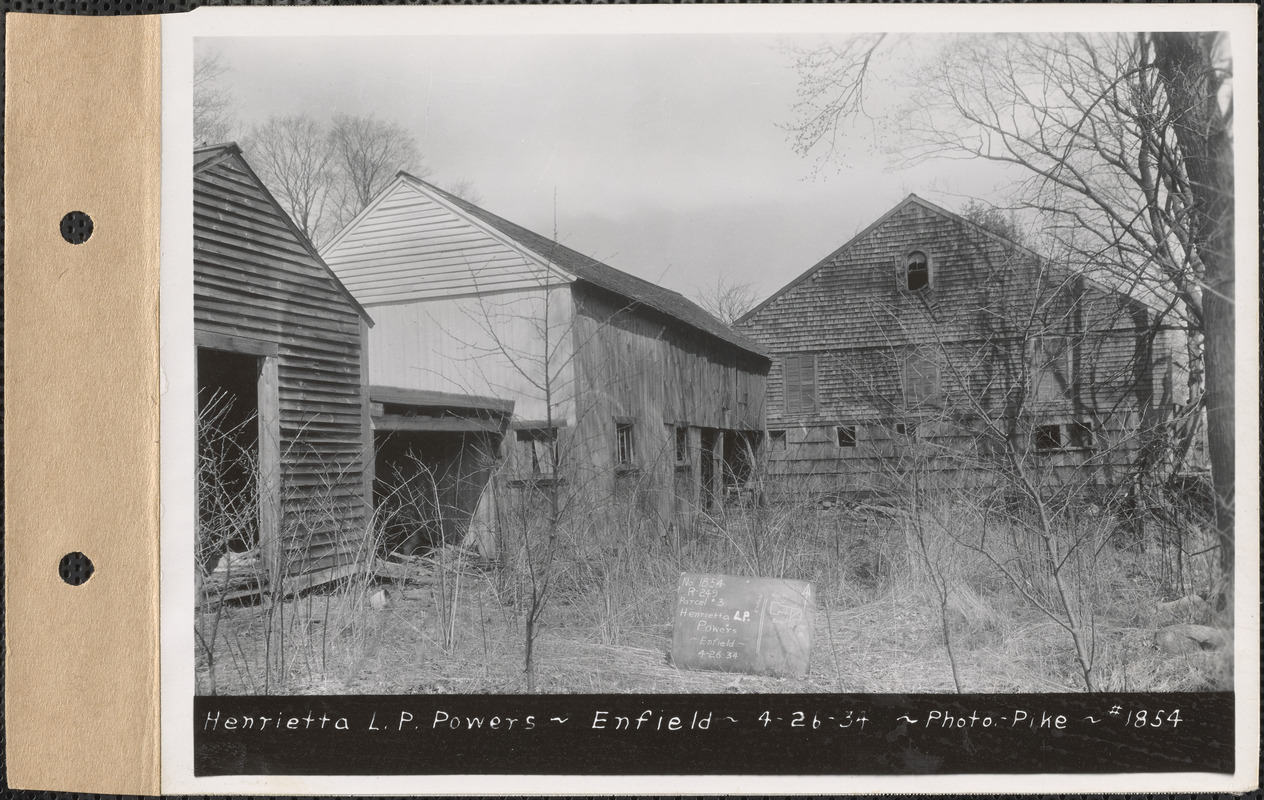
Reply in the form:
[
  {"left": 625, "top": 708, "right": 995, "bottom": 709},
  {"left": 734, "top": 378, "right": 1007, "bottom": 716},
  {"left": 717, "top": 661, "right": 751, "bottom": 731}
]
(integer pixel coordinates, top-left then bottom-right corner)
[
  {"left": 784, "top": 355, "right": 801, "bottom": 415},
  {"left": 801, "top": 355, "right": 817, "bottom": 414},
  {"left": 783, "top": 354, "right": 818, "bottom": 416}
]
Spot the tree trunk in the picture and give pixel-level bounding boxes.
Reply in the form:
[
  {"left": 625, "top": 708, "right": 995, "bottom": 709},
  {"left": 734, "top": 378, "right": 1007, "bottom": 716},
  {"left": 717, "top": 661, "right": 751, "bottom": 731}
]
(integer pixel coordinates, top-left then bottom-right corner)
[{"left": 1151, "top": 32, "right": 1235, "bottom": 592}]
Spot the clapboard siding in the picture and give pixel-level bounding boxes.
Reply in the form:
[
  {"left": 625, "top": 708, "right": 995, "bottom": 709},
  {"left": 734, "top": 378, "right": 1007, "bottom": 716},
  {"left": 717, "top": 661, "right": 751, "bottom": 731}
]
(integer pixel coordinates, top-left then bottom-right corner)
[
  {"left": 321, "top": 173, "right": 769, "bottom": 542},
  {"left": 322, "top": 181, "right": 559, "bottom": 304},
  {"left": 195, "top": 146, "right": 371, "bottom": 580},
  {"left": 363, "top": 286, "right": 576, "bottom": 423},
  {"left": 738, "top": 195, "right": 1179, "bottom": 495}
]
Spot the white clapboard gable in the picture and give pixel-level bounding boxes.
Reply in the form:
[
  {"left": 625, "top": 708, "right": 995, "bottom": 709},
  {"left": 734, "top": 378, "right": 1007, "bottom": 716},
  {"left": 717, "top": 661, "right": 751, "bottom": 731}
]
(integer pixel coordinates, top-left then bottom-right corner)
[{"left": 322, "top": 176, "right": 571, "bottom": 304}]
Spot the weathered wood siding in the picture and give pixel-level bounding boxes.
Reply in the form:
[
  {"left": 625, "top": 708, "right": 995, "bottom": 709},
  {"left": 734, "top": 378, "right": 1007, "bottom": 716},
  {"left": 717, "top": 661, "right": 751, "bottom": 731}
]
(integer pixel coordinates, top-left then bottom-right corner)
[
  {"left": 322, "top": 178, "right": 566, "bottom": 304},
  {"left": 194, "top": 151, "right": 371, "bottom": 578},
  {"left": 739, "top": 196, "right": 1175, "bottom": 496},
  {"left": 361, "top": 286, "right": 576, "bottom": 422},
  {"left": 570, "top": 283, "right": 768, "bottom": 528}
]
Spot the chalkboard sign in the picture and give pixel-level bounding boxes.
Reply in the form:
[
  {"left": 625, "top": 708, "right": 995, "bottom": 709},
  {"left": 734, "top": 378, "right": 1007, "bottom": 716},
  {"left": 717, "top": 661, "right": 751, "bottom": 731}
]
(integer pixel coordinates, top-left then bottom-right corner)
[{"left": 671, "top": 572, "right": 814, "bottom": 678}]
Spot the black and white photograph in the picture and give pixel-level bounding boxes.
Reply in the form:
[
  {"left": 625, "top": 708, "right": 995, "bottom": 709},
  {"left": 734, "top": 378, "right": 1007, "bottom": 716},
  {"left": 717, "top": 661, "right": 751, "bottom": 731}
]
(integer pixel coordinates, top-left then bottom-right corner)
[{"left": 162, "top": 5, "right": 1255, "bottom": 789}]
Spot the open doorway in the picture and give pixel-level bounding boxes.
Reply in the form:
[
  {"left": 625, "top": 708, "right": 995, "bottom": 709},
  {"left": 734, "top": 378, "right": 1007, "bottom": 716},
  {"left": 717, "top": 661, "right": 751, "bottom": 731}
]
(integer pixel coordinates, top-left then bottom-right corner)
[
  {"left": 374, "top": 430, "right": 502, "bottom": 556},
  {"left": 722, "top": 430, "right": 759, "bottom": 487},
  {"left": 196, "top": 348, "right": 261, "bottom": 571}
]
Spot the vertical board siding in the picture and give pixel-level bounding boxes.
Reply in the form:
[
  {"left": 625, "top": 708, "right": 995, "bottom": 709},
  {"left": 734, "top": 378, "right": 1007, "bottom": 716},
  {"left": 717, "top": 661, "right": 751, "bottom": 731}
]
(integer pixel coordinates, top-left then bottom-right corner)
[
  {"left": 322, "top": 181, "right": 564, "bottom": 304},
  {"left": 570, "top": 284, "right": 768, "bottom": 527},
  {"left": 739, "top": 197, "right": 1177, "bottom": 496},
  {"left": 194, "top": 154, "right": 370, "bottom": 577},
  {"left": 363, "top": 286, "right": 576, "bottom": 423}
]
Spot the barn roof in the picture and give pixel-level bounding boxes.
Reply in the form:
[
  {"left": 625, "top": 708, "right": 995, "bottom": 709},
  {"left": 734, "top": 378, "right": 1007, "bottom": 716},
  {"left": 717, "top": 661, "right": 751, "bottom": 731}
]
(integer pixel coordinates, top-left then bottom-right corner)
[
  {"left": 738, "top": 193, "right": 1153, "bottom": 325},
  {"left": 194, "top": 142, "right": 374, "bottom": 326},
  {"left": 394, "top": 173, "right": 768, "bottom": 361}
]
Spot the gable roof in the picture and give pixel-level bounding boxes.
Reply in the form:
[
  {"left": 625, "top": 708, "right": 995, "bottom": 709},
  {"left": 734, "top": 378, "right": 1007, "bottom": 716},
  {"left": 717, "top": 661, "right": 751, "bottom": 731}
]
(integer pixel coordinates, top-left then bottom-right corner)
[
  {"left": 394, "top": 173, "right": 767, "bottom": 360},
  {"left": 737, "top": 193, "right": 1146, "bottom": 326},
  {"left": 194, "top": 142, "right": 373, "bottom": 326}
]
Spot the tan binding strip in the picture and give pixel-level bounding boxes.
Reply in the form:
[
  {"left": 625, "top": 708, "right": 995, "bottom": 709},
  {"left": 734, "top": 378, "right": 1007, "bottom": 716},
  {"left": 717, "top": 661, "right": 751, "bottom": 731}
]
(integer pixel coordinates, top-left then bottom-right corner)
[{"left": 4, "top": 13, "right": 161, "bottom": 794}]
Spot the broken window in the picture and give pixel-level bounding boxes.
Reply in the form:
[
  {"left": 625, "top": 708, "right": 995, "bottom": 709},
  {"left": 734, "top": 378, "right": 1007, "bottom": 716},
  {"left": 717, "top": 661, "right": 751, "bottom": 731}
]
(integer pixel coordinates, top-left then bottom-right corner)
[
  {"left": 1034, "top": 421, "right": 1094, "bottom": 453},
  {"left": 516, "top": 427, "right": 560, "bottom": 476},
  {"left": 674, "top": 425, "right": 689, "bottom": 465},
  {"left": 1034, "top": 424, "right": 1062, "bottom": 452},
  {"left": 769, "top": 429, "right": 788, "bottom": 451},
  {"left": 836, "top": 425, "right": 857, "bottom": 448},
  {"left": 906, "top": 250, "right": 930, "bottom": 291},
  {"left": 1067, "top": 421, "right": 1094, "bottom": 450}
]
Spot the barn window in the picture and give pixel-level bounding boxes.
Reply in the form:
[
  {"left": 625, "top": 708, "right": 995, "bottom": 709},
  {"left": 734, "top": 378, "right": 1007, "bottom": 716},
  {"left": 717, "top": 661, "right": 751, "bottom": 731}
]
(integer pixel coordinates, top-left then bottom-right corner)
[
  {"left": 769, "top": 429, "right": 787, "bottom": 451},
  {"left": 1032, "top": 335, "right": 1073, "bottom": 403},
  {"left": 615, "top": 421, "right": 636, "bottom": 468},
  {"left": 1068, "top": 421, "right": 1094, "bottom": 450},
  {"left": 1034, "top": 421, "right": 1094, "bottom": 453},
  {"left": 1034, "top": 424, "right": 1062, "bottom": 452},
  {"left": 674, "top": 425, "right": 689, "bottom": 465},
  {"left": 783, "top": 354, "right": 818, "bottom": 416},
  {"left": 836, "top": 425, "right": 857, "bottom": 448},
  {"left": 903, "top": 351, "right": 942, "bottom": 408},
  {"left": 906, "top": 250, "right": 931, "bottom": 291},
  {"left": 516, "top": 427, "right": 560, "bottom": 476}
]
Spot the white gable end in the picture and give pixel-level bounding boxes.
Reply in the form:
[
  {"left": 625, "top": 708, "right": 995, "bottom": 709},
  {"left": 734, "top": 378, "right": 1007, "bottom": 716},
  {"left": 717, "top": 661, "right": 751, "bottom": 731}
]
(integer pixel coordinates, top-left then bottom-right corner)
[{"left": 322, "top": 180, "right": 559, "bottom": 304}]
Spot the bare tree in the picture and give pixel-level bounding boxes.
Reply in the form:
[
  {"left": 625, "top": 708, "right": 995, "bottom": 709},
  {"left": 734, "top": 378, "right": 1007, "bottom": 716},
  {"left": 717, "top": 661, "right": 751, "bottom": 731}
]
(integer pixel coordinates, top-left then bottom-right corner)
[
  {"left": 238, "top": 112, "right": 426, "bottom": 247},
  {"left": 694, "top": 276, "right": 759, "bottom": 326},
  {"left": 438, "top": 178, "right": 483, "bottom": 206},
  {"left": 194, "top": 49, "right": 236, "bottom": 145},
  {"left": 243, "top": 115, "right": 338, "bottom": 245},
  {"left": 329, "top": 113, "right": 428, "bottom": 231},
  {"left": 785, "top": 31, "right": 1236, "bottom": 598}
]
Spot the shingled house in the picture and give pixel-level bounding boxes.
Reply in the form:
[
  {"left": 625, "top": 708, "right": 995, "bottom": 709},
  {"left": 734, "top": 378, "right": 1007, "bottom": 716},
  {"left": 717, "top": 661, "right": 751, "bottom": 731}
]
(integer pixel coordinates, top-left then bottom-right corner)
[
  {"left": 321, "top": 173, "right": 769, "bottom": 552},
  {"left": 194, "top": 144, "right": 374, "bottom": 594},
  {"left": 736, "top": 194, "right": 1185, "bottom": 499}
]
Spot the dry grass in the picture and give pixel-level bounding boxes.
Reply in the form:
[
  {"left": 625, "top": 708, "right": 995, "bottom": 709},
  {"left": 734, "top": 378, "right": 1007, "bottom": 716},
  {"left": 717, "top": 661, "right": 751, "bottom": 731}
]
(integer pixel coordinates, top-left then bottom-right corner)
[{"left": 196, "top": 497, "right": 1232, "bottom": 695}]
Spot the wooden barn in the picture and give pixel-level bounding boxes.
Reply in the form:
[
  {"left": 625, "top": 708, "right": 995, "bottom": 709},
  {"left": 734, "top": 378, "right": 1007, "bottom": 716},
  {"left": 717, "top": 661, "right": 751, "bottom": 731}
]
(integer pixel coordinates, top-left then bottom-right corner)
[
  {"left": 320, "top": 173, "right": 770, "bottom": 552},
  {"left": 194, "top": 143, "right": 374, "bottom": 595},
  {"left": 736, "top": 194, "right": 1187, "bottom": 500}
]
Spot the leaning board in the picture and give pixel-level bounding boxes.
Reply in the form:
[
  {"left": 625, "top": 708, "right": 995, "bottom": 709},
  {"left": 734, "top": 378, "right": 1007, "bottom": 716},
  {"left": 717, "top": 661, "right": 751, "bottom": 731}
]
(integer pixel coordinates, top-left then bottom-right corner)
[{"left": 671, "top": 572, "right": 814, "bottom": 677}]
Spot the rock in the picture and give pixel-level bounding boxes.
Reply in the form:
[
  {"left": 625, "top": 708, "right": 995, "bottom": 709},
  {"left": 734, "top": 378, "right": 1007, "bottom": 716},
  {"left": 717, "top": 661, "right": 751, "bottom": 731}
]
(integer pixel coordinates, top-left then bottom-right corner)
[
  {"left": 1153, "top": 624, "right": 1229, "bottom": 654},
  {"left": 369, "top": 587, "right": 391, "bottom": 610},
  {"left": 1157, "top": 594, "right": 1209, "bottom": 620}
]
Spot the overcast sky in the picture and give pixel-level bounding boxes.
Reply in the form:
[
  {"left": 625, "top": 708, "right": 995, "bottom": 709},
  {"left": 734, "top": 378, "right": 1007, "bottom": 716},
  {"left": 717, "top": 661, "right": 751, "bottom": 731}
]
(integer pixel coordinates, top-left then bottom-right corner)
[{"left": 200, "top": 34, "right": 1020, "bottom": 305}]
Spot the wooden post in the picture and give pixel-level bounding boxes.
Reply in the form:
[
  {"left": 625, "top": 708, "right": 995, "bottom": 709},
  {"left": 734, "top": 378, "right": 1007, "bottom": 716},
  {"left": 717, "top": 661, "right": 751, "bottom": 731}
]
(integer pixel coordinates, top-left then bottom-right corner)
[
  {"left": 257, "top": 356, "right": 282, "bottom": 590},
  {"left": 359, "top": 317, "right": 375, "bottom": 527}
]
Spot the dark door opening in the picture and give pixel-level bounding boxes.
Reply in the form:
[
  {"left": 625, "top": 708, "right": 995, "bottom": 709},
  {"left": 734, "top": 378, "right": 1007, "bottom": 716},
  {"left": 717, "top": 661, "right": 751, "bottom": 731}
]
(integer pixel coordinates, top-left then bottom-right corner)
[
  {"left": 722, "top": 430, "right": 759, "bottom": 488},
  {"left": 197, "top": 348, "right": 261, "bottom": 570},
  {"left": 374, "top": 431, "right": 502, "bottom": 556}
]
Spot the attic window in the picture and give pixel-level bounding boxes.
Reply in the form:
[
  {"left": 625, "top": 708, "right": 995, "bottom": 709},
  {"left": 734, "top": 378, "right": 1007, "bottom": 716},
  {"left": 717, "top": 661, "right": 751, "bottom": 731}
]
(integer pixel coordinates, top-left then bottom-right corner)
[{"left": 906, "top": 250, "right": 930, "bottom": 291}]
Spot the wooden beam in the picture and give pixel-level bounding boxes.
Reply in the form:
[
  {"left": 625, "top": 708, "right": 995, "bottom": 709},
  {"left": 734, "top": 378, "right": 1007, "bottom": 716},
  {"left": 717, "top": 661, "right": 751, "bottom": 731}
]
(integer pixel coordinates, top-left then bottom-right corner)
[
  {"left": 375, "top": 414, "right": 505, "bottom": 434},
  {"left": 196, "top": 329, "right": 279, "bottom": 358},
  {"left": 370, "top": 384, "right": 513, "bottom": 414}
]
